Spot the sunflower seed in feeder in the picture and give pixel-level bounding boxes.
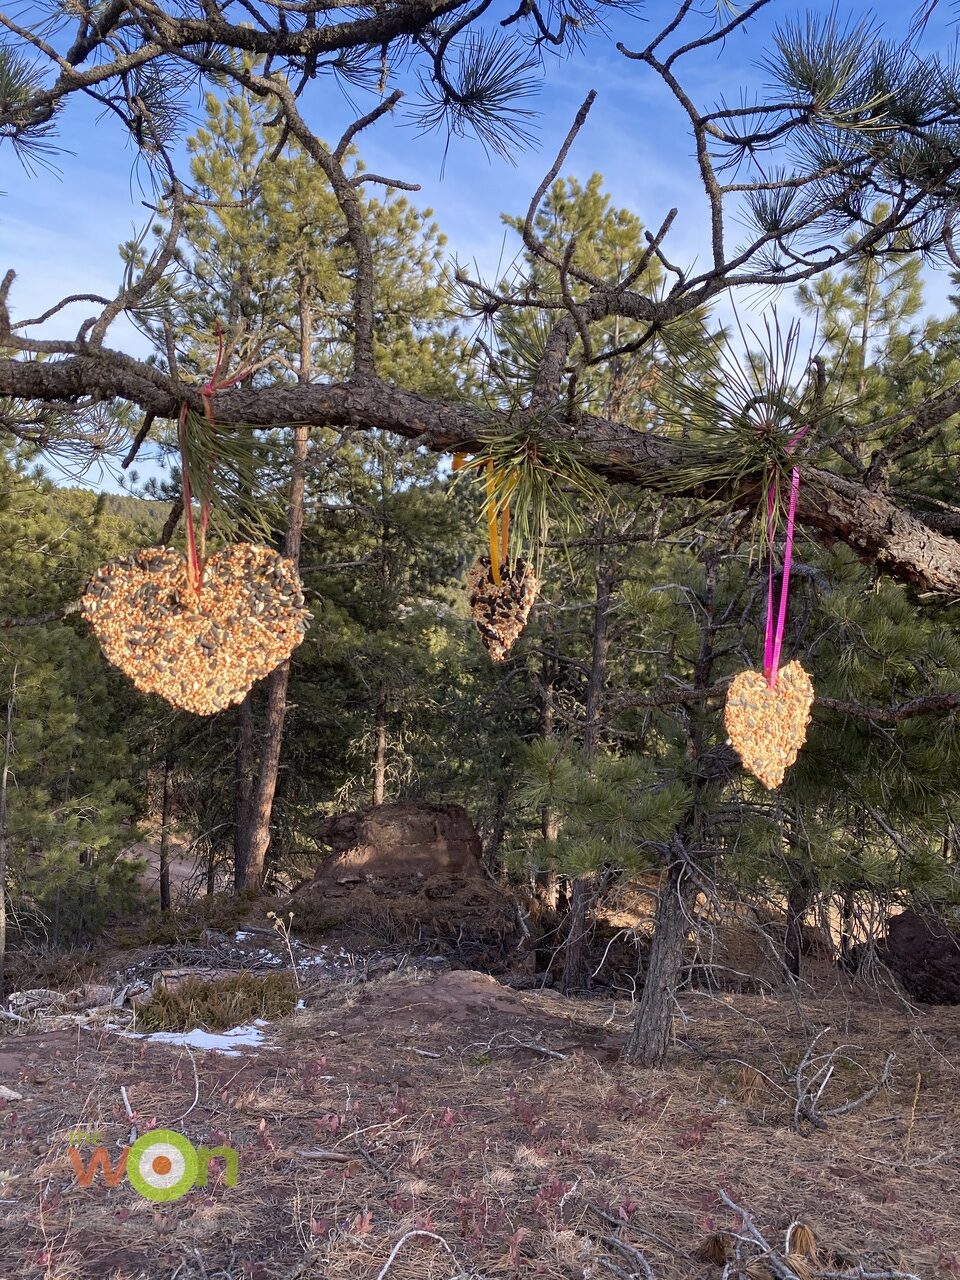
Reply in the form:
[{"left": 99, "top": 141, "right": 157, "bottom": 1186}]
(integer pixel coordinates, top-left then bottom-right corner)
[{"left": 467, "top": 556, "right": 539, "bottom": 662}]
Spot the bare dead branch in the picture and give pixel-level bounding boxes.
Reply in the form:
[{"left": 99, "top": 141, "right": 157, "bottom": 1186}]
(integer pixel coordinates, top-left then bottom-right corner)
[
  {"left": 522, "top": 90, "right": 603, "bottom": 289},
  {"left": 121, "top": 413, "right": 156, "bottom": 470},
  {"left": 334, "top": 89, "right": 402, "bottom": 161},
  {"left": 161, "top": 495, "right": 184, "bottom": 544}
]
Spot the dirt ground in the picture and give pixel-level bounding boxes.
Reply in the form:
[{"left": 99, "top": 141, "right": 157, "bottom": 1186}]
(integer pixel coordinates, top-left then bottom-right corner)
[{"left": 0, "top": 963, "right": 958, "bottom": 1280}]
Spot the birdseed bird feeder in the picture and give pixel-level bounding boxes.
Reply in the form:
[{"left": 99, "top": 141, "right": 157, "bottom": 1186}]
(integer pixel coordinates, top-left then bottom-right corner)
[
  {"left": 724, "top": 430, "right": 813, "bottom": 788},
  {"left": 81, "top": 543, "right": 310, "bottom": 716},
  {"left": 82, "top": 342, "right": 310, "bottom": 714},
  {"left": 454, "top": 453, "right": 540, "bottom": 662}
]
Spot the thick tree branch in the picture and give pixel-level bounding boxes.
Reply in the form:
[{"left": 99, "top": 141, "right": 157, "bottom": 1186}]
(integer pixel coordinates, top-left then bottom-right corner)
[
  {"left": 2, "top": 353, "right": 960, "bottom": 595},
  {"left": 622, "top": 680, "right": 960, "bottom": 723}
]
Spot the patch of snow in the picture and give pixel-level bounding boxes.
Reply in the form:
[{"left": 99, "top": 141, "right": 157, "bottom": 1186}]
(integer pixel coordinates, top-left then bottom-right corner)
[{"left": 121, "top": 1020, "right": 270, "bottom": 1056}]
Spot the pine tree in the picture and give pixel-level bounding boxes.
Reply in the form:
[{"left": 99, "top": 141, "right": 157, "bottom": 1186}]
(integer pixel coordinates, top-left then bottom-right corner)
[
  {"left": 487, "top": 175, "right": 713, "bottom": 991},
  {"left": 0, "top": 458, "right": 150, "bottom": 959},
  {"left": 141, "top": 82, "right": 473, "bottom": 887}
]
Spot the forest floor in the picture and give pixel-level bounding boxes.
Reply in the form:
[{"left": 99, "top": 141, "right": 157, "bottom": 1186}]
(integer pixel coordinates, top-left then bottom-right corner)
[{"left": 0, "top": 949, "right": 958, "bottom": 1280}]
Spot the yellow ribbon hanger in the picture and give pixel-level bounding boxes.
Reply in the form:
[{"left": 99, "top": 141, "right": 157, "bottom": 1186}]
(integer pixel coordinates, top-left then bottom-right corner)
[{"left": 453, "top": 452, "right": 511, "bottom": 586}]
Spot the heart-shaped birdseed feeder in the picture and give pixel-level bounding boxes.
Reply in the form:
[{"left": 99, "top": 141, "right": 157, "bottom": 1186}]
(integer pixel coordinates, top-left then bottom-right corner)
[
  {"left": 81, "top": 543, "right": 310, "bottom": 715},
  {"left": 724, "top": 660, "right": 814, "bottom": 790},
  {"left": 467, "top": 556, "right": 539, "bottom": 662}
]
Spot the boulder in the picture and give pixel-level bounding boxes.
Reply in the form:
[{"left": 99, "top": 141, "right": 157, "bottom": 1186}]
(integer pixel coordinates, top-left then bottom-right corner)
[
  {"left": 310, "top": 802, "right": 486, "bottom": 884},
  {"left": 876, "top": 910, "right": 960, "bottom": 1004},
  {"left": 297, "top": 803, "right": 521, "bottom": 966}
]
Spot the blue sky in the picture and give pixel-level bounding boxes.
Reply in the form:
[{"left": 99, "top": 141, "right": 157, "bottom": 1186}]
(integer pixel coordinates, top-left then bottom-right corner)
[{"left": 0, "top": 0, "right": 956, "bottom": 490}]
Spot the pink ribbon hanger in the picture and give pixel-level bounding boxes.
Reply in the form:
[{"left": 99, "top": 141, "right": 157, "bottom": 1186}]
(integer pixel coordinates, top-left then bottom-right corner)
[{"left": 762, "top": 426, "right": 807, "bottom": 688}]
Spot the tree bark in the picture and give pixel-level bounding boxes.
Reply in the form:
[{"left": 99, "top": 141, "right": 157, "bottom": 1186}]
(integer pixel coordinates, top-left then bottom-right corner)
[
  {"left": 159, "top": 754, "right": 172, "bottom": 913},
  {"left": 624, "top": 860, "right": 697, "bottom": 1066},
  {"left": 784, "top": 874, "right": 810, "bottom": 980},
  {"left": 372, "top": 676, "right": 387, "bottom": 807},
  {"left": 839, "top": 888, "right": 856, "bottom": 969},
  {"left": 233, "top": 695, "right": 256, "bottom": 891},
  {"left": 236, "top": 659, "right": 294, "bottom": 891},
  {"left": 486, "top": 784, "right": 510, "bottom": 863},
  {"left": 536, "top": 631, "right": 559, "bottom": 908},
  {"left": 561, "top": 875, "right": 594, "bottom": 994},
  {"left": 0, "top": 671, "right": 14, "bottom": 998}
]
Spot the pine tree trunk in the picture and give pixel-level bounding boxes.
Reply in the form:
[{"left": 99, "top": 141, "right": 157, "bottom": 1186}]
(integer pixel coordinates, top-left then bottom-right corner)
[
  {"left": 535, "top": 869, "right": 559, "bottom": 911},
  {"left": 238, "top": 660, "right": 293, "bottom": 891},
  {"left": 237, "top": 421, "right": 309, "bottom": 891},
  {"left": 536, "top": 632, "right": 559, "bottom": 907},
  {"left": 0, "top": 674, "right": 12, "bottom": 998},
  {"left": 233, "top": 696, "right": 255, "bottom": 891},
  {"left": 486, "top": 785, "right": 509, "bottom": 862},
  {"left": 582, "top": 548, "right": 616, "bottom": 758},
  {"left": 159, "top": 755, "right": 172, "bottom": 913},
  {"left": 839, "top": 888, "right": 856, "bottom": 968},
  {"left": 785, "top": 882, "right": 808, "bottom": 980},
  {"left": 561, "top": 875, "right": 594, "bottom": 994},
  {"left": 624, "top": 861, "right": 695, "bottom": 1066},
  {"left": 372, "top": 676, "right": 387, "bottom": 807},
  {"left": 533, "top": 638, "right": 559, "bottom": 966}
]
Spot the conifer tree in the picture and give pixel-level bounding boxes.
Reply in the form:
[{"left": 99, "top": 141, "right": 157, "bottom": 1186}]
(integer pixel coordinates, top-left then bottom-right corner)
[
  {"left": 0, "top": 460, "right": 150, "bottom": 960},
  {"left": 143, "top": 83, "right": 472, "bottom": 887},
  {"left": 489, "top": 175, "right": 712, "bottom": 991}
]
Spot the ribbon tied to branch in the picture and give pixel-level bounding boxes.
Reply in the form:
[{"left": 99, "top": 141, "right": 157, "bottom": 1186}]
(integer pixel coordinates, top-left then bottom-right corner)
[
  {"left": 763, "top": 426, "right": 808, "bottom": 687},
  {"left": 177, "top": 326, "right": 257, "bottom": 591}
]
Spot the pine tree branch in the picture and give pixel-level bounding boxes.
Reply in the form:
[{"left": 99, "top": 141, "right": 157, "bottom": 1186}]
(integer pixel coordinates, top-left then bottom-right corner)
[
  {"left": 816, "top": 690, "right": 960, "bottom": 723},
  {"left": 1, "top": 353, "right": 960, "bottom": 594},
  {"left": 334, "top": 89, "right": 403, "bottom": 161},
  {"left": 122, "top": 413, "right": 156, "bottom": 470},
  {"left": 622, "top": 682, "right": 960, "bottom": 723},
  {"left": 0, "top": 602, "right": 80, "bottom": 628}
]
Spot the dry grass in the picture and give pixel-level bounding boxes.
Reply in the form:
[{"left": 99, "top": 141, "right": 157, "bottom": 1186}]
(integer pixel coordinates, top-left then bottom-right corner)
[
  {"left": 0, "top": 970, "right": 957, "bottom": 1280},
  {"left": 107, "top": 890, "right": 269, "bottom": 950},
  {"left": 136, "top": 972, "right": 298, "bottom": 1033}
]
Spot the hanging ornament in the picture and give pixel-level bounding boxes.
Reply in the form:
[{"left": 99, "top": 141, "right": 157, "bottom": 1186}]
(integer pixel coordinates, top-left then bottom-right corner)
[
  {"left": 82, "top": 544, "right": 309, "bottom": 715},
  {"left": 82, "top": 330, "right": 310, "bottom": 715},
  {"left": 456, "top": 454, "right": 540, "bottom": 661},
  {"left": 467, "top": 555, "right": 540, "bottom": 663},
  {"left": 724, "top": 432, "right": 813, "bottom": 789}
]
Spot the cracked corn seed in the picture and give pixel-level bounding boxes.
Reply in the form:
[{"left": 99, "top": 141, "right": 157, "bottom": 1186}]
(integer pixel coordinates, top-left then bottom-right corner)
[
  {"left": 81, "top": 543, "right": 310, "bottom": 716},
  {"left": 723, "top": 659, "right": 814, "bottom": 790}
]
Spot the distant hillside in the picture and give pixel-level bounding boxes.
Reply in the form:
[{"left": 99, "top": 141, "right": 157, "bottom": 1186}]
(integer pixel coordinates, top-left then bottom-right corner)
[{"left": 99, "top": 491, "right": 169, "bottom": 531}]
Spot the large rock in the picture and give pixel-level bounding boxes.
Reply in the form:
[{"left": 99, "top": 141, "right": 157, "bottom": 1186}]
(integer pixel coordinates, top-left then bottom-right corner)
[
  {"left": 297, "top": 803, "right": 521, "bottom": 966},
  {"left": 876, "top": 910, "right": 960, "bottom": 1004},
  {"left": 311, "top": 802, "right": 485, "bottom": 884}
]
